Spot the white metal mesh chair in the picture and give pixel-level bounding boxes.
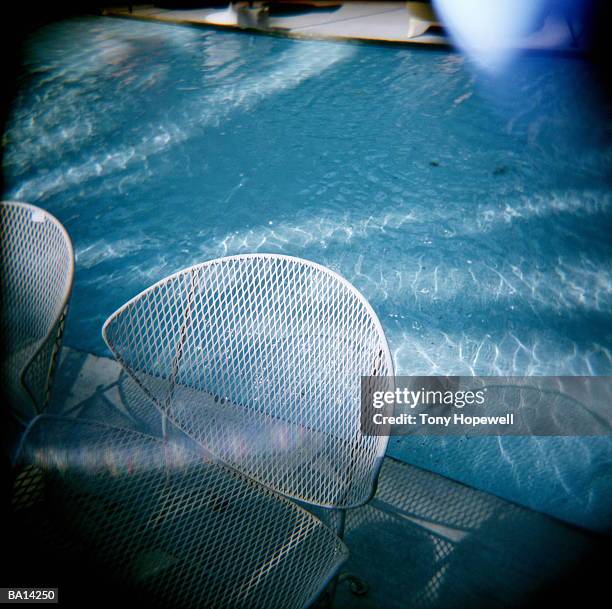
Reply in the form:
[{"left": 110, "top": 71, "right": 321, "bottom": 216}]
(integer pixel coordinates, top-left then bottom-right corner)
[
  {"left": 102, "top": 254, "right": 394, "bottom": 508},
  {"left": 13, "top": 254, "right": 392, "bottom": 608},
  {"left": 1, "top": 201, "right": 74, "bottom": 423}
]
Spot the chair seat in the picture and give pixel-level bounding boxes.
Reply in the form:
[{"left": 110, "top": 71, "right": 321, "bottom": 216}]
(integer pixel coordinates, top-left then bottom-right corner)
[
  {"left": 16, "top": 415, "right": 347, "bottom": 609},
  {"left": 123, "top": 371, "right": 359, "bottom": 506}
]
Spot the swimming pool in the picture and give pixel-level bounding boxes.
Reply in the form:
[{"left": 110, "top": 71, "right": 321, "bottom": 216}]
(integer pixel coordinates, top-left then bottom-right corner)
[{"left": 3, "top": 17, "right": 611, "bottom": 529}]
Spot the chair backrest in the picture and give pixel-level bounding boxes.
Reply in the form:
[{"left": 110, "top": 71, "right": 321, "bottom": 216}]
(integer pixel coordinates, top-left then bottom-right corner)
[
  {"left": 103, "top": 254, "right": 393, "bottom": 508},
  {"left": 0, "top": 201, "right": 74, "bottom": 420}
]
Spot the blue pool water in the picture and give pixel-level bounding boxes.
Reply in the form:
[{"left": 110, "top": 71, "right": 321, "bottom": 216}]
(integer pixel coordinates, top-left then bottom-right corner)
[{"left": 3, "top": 17, "right": 611, "bottom": 530}]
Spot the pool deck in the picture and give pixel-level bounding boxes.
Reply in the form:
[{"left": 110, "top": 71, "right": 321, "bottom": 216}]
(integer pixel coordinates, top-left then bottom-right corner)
[
  {"left": 103, "top": 2, "right": 582, "bottom": 52},
  {"left": 42, "top": 346, "right": 595, "bottom": 608}
]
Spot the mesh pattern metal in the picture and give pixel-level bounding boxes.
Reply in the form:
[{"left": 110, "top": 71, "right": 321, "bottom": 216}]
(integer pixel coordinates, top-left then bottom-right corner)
[
  {"left": 103, "top": 254, "right": 393, "bottom": 508},
  {"left": 17, "top": 415, "right": 348, "bottom": 609},
  {"left": 0, "top": 201, "right": 74, "bottom": 421},
  {"left": 117, "top": 369, "right": 165, "bottom": 438}
]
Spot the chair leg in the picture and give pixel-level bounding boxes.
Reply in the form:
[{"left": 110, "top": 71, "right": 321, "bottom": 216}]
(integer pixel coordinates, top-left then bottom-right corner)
[{"left": 335, "top": 508, "right": 346, "bottom": 539}]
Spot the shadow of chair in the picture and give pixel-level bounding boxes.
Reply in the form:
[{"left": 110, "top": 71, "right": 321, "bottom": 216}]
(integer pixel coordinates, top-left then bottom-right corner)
[{"left": 334, "top": 457, "right": 593, "bottom": 609}]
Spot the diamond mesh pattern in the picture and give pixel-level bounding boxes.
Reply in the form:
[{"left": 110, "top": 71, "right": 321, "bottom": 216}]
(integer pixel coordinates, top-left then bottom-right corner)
[
  {"left": 0, "top": 201, "right": 74, "bottom": 421},
  {"left": 117, "top": 369, "right": 165, "bottom": 438},
  {"left": 17, "top": 415, "right": 348, "bottom": 609},
  {"left": 103, "top": 254, "right": 393, "bottom": 507}
]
